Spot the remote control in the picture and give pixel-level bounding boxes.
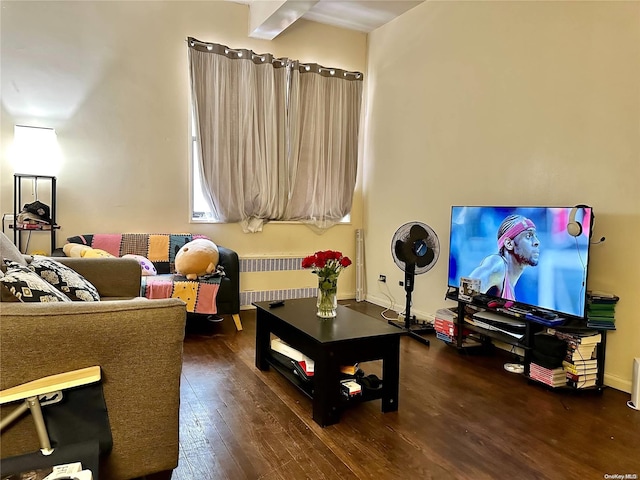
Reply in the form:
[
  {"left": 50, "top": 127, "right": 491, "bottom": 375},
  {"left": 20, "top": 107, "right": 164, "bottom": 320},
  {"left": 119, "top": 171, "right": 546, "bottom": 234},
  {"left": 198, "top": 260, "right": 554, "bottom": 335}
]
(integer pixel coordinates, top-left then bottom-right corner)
[
  {"left": 508, "top": 306, "right": 530, "bottom": 315},
  {"left": 269, "top": 300, "right": 285, "bottom": 308}
]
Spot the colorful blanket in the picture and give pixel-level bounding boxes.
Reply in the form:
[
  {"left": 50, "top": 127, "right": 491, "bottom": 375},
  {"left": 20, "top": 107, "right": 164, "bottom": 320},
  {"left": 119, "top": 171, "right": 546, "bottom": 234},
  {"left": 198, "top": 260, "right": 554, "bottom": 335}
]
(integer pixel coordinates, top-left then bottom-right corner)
[
  {"left": 66, "top": 233, "right": 210, "bottom": 274},
  {"left": 67, "top": 233, "right": 221, "bottom": 314},
  {"left": 141, "top": 274, "right": 221, "bottom": 314}
]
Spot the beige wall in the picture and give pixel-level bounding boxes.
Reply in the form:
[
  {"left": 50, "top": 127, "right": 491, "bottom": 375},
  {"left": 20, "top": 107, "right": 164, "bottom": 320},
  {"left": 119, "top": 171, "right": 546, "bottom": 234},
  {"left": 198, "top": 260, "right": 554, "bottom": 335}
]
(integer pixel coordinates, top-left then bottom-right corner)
[
  {"left": 0, "top": 1, "right": 367, "bottom": 298},
  {"left": 363, "top": 1, "right": 640, "bottom": 392}
]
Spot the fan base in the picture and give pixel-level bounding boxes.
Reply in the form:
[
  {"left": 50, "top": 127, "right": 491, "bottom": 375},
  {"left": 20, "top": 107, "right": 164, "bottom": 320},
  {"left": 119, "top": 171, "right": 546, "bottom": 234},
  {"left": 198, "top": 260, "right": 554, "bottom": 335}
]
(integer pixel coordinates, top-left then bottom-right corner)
[{"left": 387, "top": 319, "right": 435, "bottom": 346}]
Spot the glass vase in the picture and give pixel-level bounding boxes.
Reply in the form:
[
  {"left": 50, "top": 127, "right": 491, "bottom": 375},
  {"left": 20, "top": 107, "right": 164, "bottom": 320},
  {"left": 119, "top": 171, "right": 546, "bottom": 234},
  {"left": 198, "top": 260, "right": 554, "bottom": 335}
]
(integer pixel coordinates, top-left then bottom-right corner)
[{"left": 317, "top": 276, "right": 338, "bottom": 318}]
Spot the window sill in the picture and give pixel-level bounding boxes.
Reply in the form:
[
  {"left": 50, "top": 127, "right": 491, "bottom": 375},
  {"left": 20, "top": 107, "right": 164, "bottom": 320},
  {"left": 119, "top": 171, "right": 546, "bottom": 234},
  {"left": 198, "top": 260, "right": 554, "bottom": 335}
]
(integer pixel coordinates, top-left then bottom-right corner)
[{"left": 189, "top": 218, "right": 352, "bottom": 226}]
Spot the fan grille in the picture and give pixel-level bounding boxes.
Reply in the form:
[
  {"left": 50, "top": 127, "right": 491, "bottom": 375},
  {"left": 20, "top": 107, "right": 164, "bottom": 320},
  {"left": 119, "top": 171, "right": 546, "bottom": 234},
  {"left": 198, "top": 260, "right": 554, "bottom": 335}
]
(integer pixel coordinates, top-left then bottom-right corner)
[{"left": 391, "top": 222, "right": 440, "bottom": 275}]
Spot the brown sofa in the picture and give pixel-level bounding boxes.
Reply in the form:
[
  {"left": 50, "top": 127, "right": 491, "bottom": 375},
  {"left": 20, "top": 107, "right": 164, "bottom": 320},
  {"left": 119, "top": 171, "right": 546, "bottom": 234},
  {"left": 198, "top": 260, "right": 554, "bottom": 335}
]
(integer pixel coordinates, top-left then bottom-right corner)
[
  {"left": 62, "top": 232, "right": 242, "bottom": 330},
  {"left": 1, "top": 254, "right": 187, "bottom": 479}
]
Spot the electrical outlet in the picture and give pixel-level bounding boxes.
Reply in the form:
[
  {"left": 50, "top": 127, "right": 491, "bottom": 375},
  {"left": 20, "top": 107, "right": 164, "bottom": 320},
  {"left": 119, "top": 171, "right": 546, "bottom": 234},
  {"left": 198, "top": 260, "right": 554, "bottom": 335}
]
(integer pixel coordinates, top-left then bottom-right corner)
[
  {"left": 378, "top": 274, "right": 386, "bottom": 283},
  {"left": 2, "top": 214, "right": 14, "bottom": 233}
]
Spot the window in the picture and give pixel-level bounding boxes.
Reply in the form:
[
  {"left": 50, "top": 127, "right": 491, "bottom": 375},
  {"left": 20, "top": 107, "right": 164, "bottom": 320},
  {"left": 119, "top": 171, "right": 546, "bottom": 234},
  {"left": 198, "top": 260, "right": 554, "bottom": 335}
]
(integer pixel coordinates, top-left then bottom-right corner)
[
  {"left": 191, "top": 131, "right": 350, "bottom": 223},
  {"left": 188, "top": 38, "right": 361, "bottom": 231},
  {"left": 191, "top": 132, "right": 214, "bottom": 221}
]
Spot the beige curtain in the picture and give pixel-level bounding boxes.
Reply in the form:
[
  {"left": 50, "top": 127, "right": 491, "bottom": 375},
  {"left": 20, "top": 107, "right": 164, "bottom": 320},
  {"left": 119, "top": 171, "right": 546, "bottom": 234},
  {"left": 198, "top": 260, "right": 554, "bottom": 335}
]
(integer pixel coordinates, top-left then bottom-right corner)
[
  {"left": 286, "top": 62, "right": 362, "bottom": 230},
  {"left": 188, "top": 38, "right": 363, "bottom": 232}
]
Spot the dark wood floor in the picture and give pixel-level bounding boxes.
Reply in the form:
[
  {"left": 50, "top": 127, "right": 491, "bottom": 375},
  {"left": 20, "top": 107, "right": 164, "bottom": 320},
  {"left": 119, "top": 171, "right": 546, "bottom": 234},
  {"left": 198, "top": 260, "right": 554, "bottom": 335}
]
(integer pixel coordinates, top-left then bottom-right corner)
[{"left": 170, "top": 301, "right": 640, "bottom": 480}]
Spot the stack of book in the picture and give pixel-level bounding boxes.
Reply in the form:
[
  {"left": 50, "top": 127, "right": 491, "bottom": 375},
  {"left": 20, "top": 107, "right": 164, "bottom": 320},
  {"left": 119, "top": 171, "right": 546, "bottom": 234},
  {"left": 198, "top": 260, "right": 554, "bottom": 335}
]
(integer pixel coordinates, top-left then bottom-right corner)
[
  {"left": 340, "top": 379, "right": 362, "bottom": 398},
  {"left": 434, "top": 307, "right": 482, "bottom": 347},
  {"left": 270, "top": 337, "right": 314, "bottom": 381},
  {"left": 435, "top": 307, "right": 465, "bottom": 343},
  {"left": 564, "top": 339, "right": 598, "bottom": 364},
  {"left": 563, "top": 358, "right": 598, "bottom": 388},
  {"left": 16, "top": 219, "right": 53, "bottom": 230},
  {"left": 586, "top": 291, "right": 619, "bottom": 330},
  {"left": 270, "top": 338, "right": 361, "bottom": 384},
  {"left": 529, "top": 363, "right": 567, "bottom": 387},
  {"left": 553, "top": 330, "right": 601, "bottom": 389}
]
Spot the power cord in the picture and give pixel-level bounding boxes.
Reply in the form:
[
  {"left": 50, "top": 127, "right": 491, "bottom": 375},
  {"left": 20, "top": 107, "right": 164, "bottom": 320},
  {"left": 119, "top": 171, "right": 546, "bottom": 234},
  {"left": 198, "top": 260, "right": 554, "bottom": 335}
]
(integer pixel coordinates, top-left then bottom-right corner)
[{"left": 378, "top": 279, "right": 399, "bottom": 321}]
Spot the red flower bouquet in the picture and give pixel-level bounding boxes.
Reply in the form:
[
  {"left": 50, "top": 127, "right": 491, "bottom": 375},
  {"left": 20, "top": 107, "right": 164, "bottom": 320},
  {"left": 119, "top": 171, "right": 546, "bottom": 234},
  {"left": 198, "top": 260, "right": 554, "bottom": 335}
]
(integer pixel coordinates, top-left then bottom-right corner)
[
  {"left": 302, "top": 250, "right": 352, "bottom": 318},
  {"left": 301, "top": 250, "right": 352, "bottom": 280}
]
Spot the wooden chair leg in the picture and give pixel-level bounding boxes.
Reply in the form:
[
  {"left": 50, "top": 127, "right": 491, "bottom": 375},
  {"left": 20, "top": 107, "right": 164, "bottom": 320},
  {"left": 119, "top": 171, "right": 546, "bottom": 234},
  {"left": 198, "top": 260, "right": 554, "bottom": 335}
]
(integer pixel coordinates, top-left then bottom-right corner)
[{"left": 232, "top": 313, "right": 243, "bottom": 331}]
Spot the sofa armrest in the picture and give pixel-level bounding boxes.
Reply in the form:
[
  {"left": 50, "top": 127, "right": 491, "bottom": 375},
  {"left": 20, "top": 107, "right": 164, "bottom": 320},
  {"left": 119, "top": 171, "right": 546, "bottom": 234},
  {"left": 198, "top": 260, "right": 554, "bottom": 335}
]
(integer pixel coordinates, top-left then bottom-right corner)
[
  {"left": 216, "top": 246, "right": 240, "bottom": 315},
  {"left": 53, "top": 257, "right": 141, "bottom": 299},
  {"left": 0, "top": 297, "right": 187, "bottom": 480}
]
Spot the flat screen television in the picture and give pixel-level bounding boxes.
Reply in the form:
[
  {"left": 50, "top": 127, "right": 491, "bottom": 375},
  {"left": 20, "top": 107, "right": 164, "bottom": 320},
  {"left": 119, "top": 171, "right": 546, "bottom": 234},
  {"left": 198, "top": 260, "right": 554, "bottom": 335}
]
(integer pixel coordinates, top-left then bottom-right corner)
[{"left": 447, "top": 206, "right": 592, "bottom": 318}]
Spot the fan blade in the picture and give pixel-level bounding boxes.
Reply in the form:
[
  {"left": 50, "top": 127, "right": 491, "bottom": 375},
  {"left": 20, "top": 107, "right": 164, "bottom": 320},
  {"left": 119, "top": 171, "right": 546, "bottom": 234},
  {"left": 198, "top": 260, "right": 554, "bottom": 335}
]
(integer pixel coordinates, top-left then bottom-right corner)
[
  {"left": 409, "top": 224, "right": 428, "bottom": 241},
  {"left": 394, "top": 240, "right": 410, "bottom": 264},
  {"left": 405, "top": 241, "right": 422, "bottom": 264},
  {"left": 415, "top": 249, "right": 434, "bottom": 268}
]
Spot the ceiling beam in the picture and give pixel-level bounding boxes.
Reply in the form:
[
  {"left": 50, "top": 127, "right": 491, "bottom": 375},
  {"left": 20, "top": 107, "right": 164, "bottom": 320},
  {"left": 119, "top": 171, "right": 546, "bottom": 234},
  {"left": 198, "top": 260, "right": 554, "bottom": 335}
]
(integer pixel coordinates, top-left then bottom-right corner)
[{"left": 248, "top": 0, "right": 319, "bottom": 40}]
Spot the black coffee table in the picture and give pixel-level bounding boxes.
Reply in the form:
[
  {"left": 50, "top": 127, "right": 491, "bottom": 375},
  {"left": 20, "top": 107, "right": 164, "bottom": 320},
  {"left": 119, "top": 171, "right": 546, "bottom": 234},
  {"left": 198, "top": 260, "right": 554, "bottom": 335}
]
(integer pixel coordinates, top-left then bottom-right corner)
[{"left": 254, "top": 298, "right": 403, "bottom": 427}]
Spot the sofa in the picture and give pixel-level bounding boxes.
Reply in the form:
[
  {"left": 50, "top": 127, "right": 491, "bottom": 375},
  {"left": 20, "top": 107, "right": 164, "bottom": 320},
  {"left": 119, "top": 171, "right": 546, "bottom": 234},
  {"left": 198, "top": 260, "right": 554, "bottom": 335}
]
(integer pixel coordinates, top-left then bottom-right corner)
[
  {"left": 62, "top": 233, "right": 242, "bottom": 330},
  {"left": 1, "top": 248, "right": 187, "bottom": 479}
]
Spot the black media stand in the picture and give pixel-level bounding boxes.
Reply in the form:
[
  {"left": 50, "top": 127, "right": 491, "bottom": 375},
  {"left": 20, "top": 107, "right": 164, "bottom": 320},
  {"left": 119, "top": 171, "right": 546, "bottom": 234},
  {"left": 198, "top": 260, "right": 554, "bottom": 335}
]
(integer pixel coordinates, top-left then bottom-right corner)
[{"left": 444, "top": 289, "right": 607, "bottom": 392}]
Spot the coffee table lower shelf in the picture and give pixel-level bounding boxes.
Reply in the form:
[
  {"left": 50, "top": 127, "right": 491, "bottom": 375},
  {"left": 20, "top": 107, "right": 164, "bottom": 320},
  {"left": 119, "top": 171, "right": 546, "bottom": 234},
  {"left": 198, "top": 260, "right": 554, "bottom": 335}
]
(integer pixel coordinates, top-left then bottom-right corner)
[{"left": 266, "top": 353, "right": 384, "bottom": 407}]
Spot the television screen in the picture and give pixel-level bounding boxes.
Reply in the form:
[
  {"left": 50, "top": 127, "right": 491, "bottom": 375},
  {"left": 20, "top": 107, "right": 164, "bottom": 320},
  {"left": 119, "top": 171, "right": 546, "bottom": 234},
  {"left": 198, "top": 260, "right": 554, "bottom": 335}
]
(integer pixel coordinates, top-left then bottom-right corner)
[{"left": 447, "top": 206, "right": 592, "bottom": 318}]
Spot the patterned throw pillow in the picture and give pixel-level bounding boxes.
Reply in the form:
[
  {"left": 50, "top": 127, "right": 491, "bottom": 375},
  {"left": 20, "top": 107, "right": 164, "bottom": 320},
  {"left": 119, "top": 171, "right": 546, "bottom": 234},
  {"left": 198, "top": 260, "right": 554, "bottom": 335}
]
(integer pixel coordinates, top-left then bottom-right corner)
[
  {"left": 122, "top": 254, "right": 157, "bottom": 276},
  {"left": 1, "top": 231, "right": 28, "bottom": 266},
  {"left": 0, "top": 262, "right": 72, "bottom": 303},
  {"left": 28, "top": 256, "right": 100, "bottom": 302}
]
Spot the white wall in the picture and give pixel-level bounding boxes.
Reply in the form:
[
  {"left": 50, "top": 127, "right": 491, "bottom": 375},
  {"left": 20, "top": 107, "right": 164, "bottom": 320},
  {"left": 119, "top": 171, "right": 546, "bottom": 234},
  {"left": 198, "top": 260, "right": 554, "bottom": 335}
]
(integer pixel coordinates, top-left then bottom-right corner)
[
  {"left": 0, "top": 1, "right": 367, "bottom": 298},
  {"left": 363, "top": 1, "right": 640, "bottom": 392}
]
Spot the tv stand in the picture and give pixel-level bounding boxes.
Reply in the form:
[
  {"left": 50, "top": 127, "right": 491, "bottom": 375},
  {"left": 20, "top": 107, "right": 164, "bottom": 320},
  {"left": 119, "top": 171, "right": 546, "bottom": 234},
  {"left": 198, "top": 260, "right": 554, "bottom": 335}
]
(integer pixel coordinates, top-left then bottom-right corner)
[{"left": 444, "top": 289, "right": 607, "bottom": 392}]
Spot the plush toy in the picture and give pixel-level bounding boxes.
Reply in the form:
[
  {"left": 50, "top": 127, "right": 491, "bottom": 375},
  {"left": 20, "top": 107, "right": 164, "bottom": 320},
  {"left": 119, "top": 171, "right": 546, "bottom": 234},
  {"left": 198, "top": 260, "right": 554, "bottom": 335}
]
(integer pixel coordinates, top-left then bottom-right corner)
[
  {"left": 63, "top": 243, "right": 115, "bottom": 258},
  {"left": 123, "top": 254, "right": 157, "bottom": 276},
  {"left": 175, "top": 238, "right": 219, "bottom": 280},
  {"left": 82, "top": 248, "right": 115, "bottom": 258},
  {"left": 63, "top": 243, "right": 93, "bottom": 258}
]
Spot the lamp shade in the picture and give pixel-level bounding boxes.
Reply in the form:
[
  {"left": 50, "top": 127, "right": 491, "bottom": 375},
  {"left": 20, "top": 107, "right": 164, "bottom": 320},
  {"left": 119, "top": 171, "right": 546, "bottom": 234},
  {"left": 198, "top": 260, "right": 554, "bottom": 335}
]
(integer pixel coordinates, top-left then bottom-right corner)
[{"left": 11, "top": 125, "right": 61, "bottom": 176}]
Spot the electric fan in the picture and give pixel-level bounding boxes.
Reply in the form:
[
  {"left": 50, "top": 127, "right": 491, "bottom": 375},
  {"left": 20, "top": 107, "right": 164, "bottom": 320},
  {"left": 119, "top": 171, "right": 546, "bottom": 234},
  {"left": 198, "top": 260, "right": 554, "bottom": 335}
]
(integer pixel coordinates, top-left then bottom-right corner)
[{"left": 390, "top": 221, "right": 440, "bottom": 345}]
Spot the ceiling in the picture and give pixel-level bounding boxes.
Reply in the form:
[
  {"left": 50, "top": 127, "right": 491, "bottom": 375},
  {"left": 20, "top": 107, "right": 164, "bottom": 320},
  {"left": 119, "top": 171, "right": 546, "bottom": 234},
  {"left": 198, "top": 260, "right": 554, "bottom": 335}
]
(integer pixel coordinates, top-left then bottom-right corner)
[{"left": 229, "top": 0, "right": 425, "bottom": 40}]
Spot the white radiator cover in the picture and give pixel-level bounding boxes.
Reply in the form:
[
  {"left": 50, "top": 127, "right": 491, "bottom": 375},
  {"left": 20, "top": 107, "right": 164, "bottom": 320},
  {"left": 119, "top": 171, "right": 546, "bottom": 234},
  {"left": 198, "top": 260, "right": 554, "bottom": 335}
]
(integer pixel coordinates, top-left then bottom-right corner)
[
  {"left": 356, "top": 228, "right": 364, "bottom": 302},
  {"left": 239, "top": 245, "right": 361, "bottom": 307},
  {"left": 630, "top": 357, "right": 640, "bottom": 410},
  {"left": 239, "top": 255, "right": 314, "bottom": 307},
  {"left": 240, "top": 288, "right": 316, "bottom": 307}
]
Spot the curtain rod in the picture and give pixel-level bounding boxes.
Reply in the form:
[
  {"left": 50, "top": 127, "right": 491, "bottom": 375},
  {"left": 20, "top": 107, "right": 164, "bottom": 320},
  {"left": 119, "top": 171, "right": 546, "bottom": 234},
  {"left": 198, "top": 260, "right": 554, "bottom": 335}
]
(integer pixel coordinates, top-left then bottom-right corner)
[{"left": 187, "top": 37, "right": 363, "bottom": 80}]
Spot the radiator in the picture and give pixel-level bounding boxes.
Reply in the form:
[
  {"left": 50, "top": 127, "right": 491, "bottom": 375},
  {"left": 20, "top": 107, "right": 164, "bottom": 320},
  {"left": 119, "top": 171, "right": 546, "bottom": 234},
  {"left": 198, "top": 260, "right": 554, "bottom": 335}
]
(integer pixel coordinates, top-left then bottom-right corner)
[
  {"left": 239, "top": 256, "right": 315, "bottom": 307},
  {"left": 240, "top": 288, "right": 317, "bottom": 307},
  {"left": 240, "top": 257, "right": 305, "bottom": 273}
]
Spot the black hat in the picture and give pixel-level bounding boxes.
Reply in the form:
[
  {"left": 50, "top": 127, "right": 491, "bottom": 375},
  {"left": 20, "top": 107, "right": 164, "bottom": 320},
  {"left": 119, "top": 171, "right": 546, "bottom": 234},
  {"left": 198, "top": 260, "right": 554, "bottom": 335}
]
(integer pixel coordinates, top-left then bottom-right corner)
[{"left": 22, "top": 201, "right": 51, "bottom": 223}]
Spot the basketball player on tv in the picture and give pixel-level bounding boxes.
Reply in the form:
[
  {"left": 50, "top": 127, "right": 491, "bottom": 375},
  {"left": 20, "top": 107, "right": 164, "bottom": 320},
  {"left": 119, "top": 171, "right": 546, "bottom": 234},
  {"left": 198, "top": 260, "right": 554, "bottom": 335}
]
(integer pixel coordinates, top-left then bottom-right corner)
[{"left": 468, "top": 214, "right": 540, "bottom": 301}]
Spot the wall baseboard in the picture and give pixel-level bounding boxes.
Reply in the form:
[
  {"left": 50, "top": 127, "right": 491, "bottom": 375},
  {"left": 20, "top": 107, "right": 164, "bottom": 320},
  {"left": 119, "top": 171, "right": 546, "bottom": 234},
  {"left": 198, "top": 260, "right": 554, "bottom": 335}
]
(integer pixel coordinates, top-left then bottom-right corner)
[
  {"left": 365, "top": 293, "right": 436, "bottom": 321},
  {"left": 604, "top": 374, "right": 631, "bottom": 394}
]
